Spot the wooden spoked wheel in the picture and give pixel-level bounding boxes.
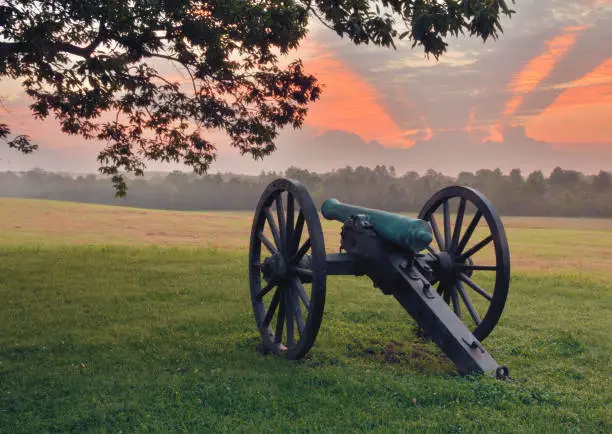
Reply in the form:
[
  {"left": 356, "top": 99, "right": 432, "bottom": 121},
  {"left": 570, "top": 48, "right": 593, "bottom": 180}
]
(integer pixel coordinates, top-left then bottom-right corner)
[
  {"left": 418, "top": 186, "right": 510, "bottom": 341},
  {"left": 249, "top": 178, "right": 326, "bottom": 360}
]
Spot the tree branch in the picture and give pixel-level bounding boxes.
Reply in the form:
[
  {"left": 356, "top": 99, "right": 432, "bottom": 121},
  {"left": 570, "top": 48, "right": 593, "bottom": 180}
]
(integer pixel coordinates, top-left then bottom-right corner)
[
  {"left": 0, "top": 21, "right": 107, "bottom": 59},
  {"left": 85, "top": 21, "right": 108, "bottom": 57},
  {"left": 144, "top": 49, "right": 205, "bottom": 99},
  {"left": 296, "top": 0, "right": 338, "bottom": 34}
]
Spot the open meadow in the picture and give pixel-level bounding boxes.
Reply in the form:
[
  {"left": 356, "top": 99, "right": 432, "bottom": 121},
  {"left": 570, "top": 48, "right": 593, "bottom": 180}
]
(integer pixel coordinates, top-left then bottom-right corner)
[{"left": 0, "top": 198, "right": 610, "bottom": 432}]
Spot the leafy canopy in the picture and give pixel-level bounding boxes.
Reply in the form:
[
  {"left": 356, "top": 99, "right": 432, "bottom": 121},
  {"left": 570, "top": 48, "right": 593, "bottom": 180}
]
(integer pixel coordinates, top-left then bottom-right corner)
[{"left": 0, "top": 0, "right": 515, "bottom": 196}]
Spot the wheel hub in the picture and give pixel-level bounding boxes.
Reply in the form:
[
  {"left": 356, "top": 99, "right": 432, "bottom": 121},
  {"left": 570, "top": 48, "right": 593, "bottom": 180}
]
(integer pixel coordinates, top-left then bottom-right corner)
[
  {"left": 433, "top": 251, "right": 475, "bottom": 283},
  {"left": 436, "top": 251, "right": 456, "bottom": 283},
  {"left": 262, "top": 254, "right": 288, "bottom": 282},
  {"left": 262, "top": 253, "right": 314, "bottom": 283}
]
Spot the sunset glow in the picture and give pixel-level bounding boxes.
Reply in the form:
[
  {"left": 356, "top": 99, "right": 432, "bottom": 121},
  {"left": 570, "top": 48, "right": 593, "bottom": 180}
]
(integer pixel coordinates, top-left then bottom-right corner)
[
  {"left": 302, "top": 48, "right": 416, "bottom": 148},
  {"left": 485, "top": 28, "right": 583, "bottom": 142},
  {"left": 508, "top": 31, "right": 581, "bottom": 96},
  {"left": 524, "top": 57, "right": 612, "bottom": 148}
]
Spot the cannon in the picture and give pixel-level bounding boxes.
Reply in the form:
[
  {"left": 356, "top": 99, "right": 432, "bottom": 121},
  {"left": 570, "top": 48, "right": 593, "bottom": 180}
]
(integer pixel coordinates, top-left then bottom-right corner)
[{"left": 248, "top": 178, "right": 510, "bottom": 378}]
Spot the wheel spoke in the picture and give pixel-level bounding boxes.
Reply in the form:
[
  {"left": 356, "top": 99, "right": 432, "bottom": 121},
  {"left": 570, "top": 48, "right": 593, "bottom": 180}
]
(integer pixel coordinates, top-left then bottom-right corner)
[
  {"left": 443, "top": 200, "right": 451, "bottom": 250},
  {"left": 275, "top": 193, "right": 287, "bottom": 254},
  {"left": 291, "top": 238, "right": 311, "bottom": 265},
  {"left": 286, "top": 193, "right": 295, "bottom": 255},
  {"left": 450, "top": 284, "right": 462, "bottom": 318},
  {"left": 294, "top": 267, "right": 312, "bottom": 280},
  {"left": 459, "top": 235, "right": 493, "bottom": 261},
  {"left": 258, "top": 232, "right": 279, "bottom": 256},
  {"left": 294, "top": 297, "right": 305, "bottom": 334},
  {"left": 459, "top": 273, "right": 493, "bottom": 301},
  {"left": 293, "top": 277, "right": 311, "bottom": 312},
  {"left": 451, "top": 197, "right": 466, "bottom": 252},
  {"left": 256, "top": 279, "right": 277, "bottom": 300},
  {"left": 457, "top": 281, "right": 482, "bottom": 325},
  {"left": 456, "top": 210, "right": 482, "bottom": 254},
  {"left": 456, "top": 264, "right": 497, "bottom": 272},
  {"left": 292, "top": 211, "right": 305, "bottom": 256},
  {"left": 439, "top": 283, "right": 450, "bottom": 303},
  {"left": 285, "top": 289, "right": 294, "bottom": 347},
  {"left": 274, "top": 289, "right": 286, "bottom": 344},
  {"left": 264, "top": 208, "right": 282, "bottom": 250},
  {"left": 429, "top": 214, "right": 445, "bottom": 251},
  {"left": 262, "top": 288, "right": 281, "bottom": 327}
]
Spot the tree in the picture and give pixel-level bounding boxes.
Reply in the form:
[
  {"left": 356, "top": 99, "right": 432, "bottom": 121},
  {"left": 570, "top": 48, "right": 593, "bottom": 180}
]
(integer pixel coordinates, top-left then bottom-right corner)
[
  {"left": 592, "top": 170, "right": 612, "bottom": 193},
  {"left": 509, "top": 168, "right": 522, "bottom": 185},
  {"left": 549, "top": 166, "right": 582, "bottom": 189},
  {"left": 1, "top": 0, "right": 515, "bottom": 196},
  {"left": 526, "top": 170, "right": 546, "bottom": 196}
]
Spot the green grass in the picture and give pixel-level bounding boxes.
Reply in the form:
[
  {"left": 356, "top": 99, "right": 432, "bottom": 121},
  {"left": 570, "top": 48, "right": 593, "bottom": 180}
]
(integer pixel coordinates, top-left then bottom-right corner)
[{"left": 1, "top": 243, "right": 611, "bottom": 432}]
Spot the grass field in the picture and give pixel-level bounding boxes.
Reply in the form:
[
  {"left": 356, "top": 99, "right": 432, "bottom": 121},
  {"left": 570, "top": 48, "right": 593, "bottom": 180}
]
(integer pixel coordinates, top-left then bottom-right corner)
[{"left": 0, "top": 198, "right": 611, "bottom": 432}]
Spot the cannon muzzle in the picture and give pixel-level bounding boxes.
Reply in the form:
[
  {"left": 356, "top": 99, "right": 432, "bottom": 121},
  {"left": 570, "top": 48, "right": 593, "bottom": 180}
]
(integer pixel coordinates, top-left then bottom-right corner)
[{"left": 321, "top": 199, "right": 433, "bottom": 252}]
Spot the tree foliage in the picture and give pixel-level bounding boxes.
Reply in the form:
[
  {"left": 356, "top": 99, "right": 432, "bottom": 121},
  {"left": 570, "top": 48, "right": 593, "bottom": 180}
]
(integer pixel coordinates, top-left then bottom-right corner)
[{"left": 0, "top": 0, "right": 515, "bottom": 195}]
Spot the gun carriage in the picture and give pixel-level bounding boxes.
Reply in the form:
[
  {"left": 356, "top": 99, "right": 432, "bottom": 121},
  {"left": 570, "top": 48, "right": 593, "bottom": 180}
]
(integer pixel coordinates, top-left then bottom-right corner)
[{"left": 248, "top": 178, "right": 510, "bottom": 378}]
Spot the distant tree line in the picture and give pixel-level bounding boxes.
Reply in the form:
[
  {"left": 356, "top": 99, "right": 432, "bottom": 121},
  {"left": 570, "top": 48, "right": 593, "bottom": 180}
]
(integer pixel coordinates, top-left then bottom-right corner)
[{"left": 1, "top": 165, "right": 612, "bottom": 217}]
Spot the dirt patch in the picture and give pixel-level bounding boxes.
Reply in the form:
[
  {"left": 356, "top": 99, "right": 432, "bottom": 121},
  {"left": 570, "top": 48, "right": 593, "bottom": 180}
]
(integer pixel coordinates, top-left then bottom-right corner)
[{"left": 347, "top": 339, "right": 453, "bottom": 373}]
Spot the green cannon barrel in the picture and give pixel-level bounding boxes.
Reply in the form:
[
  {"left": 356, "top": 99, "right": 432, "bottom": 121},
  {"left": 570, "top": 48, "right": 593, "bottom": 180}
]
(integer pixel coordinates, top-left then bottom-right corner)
[{"left": 321, "top": 199, "right": 433, "bottom": 252}]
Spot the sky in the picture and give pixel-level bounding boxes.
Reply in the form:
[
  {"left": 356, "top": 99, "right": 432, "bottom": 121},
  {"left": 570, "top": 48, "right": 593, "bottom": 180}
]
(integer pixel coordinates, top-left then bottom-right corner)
[{"left": 1, "top": 0, "right": 612, "bottom": 176}]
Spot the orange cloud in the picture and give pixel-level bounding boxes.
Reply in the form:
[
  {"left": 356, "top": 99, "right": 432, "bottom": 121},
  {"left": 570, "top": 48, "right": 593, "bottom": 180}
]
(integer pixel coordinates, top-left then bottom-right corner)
[
  {"left": 302, "top": 46, "right": 416, "bottom": 148},
  {"left": 465, "top": 107, "right": 475, "bottom": 132},
  {"left": 502, "top": 96, "right": 524, "bottom": 116},
  {"left": 504, "top": 29, "right": 581, "bottom": 115},
  {"left": 524, "top": 57, "right": 612, "bottom": 148},
  {"left": 486, "top": 124, "right": 504, "bottom": 143},
  {"left": 484, "top": 27, "right": 582, "bottom": 142},
  {"left": 421, "top": 116, "right": 434, "bottom": 141}
]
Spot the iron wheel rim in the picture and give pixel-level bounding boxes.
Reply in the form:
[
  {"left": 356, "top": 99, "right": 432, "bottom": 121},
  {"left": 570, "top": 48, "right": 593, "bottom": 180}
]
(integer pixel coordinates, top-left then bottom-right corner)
[
  {"left": 248, "top": 178, "right": 326, "bottom": 360},
  {"left": 418, "top": 185, "right": 510, "bottom": 341}
]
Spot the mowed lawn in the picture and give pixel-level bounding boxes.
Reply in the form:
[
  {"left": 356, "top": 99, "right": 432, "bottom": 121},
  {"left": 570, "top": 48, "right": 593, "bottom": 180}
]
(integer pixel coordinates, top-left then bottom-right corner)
[{"left": 0, "top": 198, "right": 610, "bottom": 432}]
